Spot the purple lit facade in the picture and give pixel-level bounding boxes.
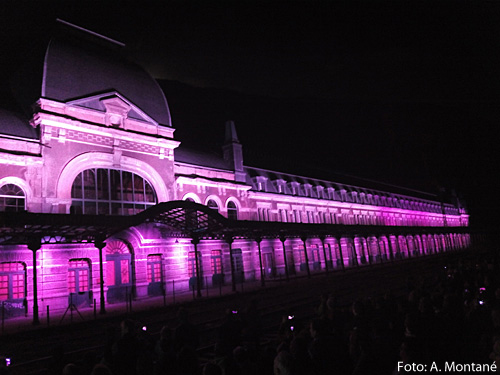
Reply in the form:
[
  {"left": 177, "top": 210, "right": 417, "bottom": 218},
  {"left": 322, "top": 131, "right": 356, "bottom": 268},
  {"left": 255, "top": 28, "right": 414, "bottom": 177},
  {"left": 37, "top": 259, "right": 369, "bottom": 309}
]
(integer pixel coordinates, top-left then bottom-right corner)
[{"left": 0, "top": 23, "right": 470, "bottom": 319}]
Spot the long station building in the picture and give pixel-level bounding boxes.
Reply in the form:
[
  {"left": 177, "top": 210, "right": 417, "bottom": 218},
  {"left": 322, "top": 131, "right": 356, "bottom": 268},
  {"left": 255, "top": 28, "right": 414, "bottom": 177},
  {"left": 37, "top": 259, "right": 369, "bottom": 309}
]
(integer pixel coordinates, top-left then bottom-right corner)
[{"left": 0, "top": 22, "right": 470, "bottom": 322}]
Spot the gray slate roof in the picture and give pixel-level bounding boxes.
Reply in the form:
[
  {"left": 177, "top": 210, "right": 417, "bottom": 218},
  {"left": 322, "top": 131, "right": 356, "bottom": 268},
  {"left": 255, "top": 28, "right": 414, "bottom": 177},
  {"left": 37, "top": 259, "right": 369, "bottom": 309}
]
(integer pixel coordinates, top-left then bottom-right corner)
[
  {"left": 41, "top": 33, "right": 172, "bottom": 126},
  {"left": 174, "top": 146, "right": 231, "bottom": 171},
  {"left": 0, "top": 109, "right": 38, "bottom": 139}
]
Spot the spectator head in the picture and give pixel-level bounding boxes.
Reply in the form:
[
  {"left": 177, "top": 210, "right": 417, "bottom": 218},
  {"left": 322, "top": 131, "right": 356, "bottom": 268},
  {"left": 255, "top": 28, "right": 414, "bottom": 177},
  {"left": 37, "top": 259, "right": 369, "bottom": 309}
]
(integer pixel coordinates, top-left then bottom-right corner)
[
  {"left": 274, "top": 350, "right": 294, "bottom": 375},
  {"left": 120, "top": 318, "right": 136, "bottom": 336},
  {"left": 310, "top": 318, "right": 328, "bottom": 338},
  {"left": 233, "top": 346, "right": 248, "bottom": 364},
  {"left": 399, "top": 338, "right": 419, "bottom": 363},
  {"left": 62, "top": 363, "right": 81, "bottom": 375},
  {"left": 160, "top": 325, "right": 173, "bottom": 340},
  {"left": 177, "top": 307, "right": 189, "bottom": 322},
  {"left": 203, "top": 362, "right": 223, "bottom": 375},
  {"left": 352, "top": 300, "right": 365, "bottom": 316},
  {"left": 91, "top": 364, "right": 113, "bottom": 375}
]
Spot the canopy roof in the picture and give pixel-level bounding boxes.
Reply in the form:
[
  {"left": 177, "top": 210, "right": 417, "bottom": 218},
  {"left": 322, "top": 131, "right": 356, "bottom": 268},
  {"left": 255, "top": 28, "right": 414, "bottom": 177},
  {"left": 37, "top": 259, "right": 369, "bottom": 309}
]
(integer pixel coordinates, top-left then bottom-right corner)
[{"left": 0, "top": 201, "right": 468, "bottom": 247}]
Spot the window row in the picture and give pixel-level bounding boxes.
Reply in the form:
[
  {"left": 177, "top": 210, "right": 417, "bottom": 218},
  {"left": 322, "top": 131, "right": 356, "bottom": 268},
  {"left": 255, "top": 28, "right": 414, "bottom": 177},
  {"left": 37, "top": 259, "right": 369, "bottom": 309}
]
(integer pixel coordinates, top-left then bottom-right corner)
[
  {"left": 251, "top": 177, "right": 455, "bottom": 214},
  {"left": 186, "top": 197, "right": 238, "bottom": 220},
  {"left": 257, "top": 208, "right": 449, "bottom": 227}
]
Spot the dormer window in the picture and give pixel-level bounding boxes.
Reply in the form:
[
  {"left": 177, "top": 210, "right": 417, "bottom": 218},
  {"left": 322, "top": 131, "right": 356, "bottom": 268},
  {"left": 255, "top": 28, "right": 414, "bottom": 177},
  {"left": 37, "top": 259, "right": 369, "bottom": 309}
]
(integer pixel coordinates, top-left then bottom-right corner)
[
  {"left": 253, "top": 176, "right": 268, "bottom": 192},
  {"left": 289, "top": 182, "right": 301, "bottom": 196},
  {"left": 274, "top": 179, "right": 287, "bottom": 194},
  {"left": 340, "top": 189, "right": 347, "bottom": 202},
  {"left": 304, "top": 184, "right": 312, "bottom": 197},
  {"left": 315, "top": 186, "right": 324, "bottom": 199},
  {"left": 359, "top": 192, "right": 366, "bottom": 204},
  {"left": 326, "top": 187, "right": 335, "bottom": 200},
  {"left": 350, "top": 191, "right": 358, "bottom": 203}
]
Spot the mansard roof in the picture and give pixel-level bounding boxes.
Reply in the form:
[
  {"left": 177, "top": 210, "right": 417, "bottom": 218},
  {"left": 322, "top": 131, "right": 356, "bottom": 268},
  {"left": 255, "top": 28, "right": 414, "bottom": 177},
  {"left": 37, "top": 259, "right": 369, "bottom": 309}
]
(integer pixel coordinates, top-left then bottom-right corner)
[
  {"left": 11, "top": 21, "right": 172, "bottom": 127},
  {"left": 42, "top": 32, "right": 171, "bottom": 126},
  {"left": 175, "top": 146, "right": 232, "bottom": 171},
  {"left": 0, "top": 109, "right": 38, "bottom": 139},
  {"left": 245, "top": 165, "right": 441, "bottom": 203}
]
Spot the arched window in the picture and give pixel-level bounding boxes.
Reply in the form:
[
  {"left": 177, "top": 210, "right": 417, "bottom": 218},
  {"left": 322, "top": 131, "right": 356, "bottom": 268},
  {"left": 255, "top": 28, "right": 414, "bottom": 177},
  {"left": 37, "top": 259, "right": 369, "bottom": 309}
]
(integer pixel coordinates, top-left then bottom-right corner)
[
  {"left": 227, "top": 201, "right": 238, "bottom": 220},
  {"left": 71, "top": 169, "right": 156, "bottom": 215},
  {"left": 207, "top": 199, "right": 219, "bottom": 212},
  {"left": 0, "top": 184, "right": 25, "bottom": 212}
]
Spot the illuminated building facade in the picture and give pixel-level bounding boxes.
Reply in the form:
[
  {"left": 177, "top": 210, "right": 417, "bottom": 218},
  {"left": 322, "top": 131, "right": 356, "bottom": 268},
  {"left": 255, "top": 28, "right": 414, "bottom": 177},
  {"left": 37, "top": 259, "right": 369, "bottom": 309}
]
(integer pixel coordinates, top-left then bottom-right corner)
[{"left": 0, "top": 23, "right": 469, "bottom": 320}]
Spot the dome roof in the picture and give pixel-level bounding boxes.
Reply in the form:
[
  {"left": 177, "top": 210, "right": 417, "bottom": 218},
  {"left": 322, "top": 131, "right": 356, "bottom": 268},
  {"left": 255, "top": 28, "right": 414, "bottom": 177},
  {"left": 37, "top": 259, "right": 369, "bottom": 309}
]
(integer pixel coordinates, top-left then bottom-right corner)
[
  {"left": 0, "top": 109, "right": 38, "bottom": 139},
  {"left": 10, "top": 22, "right": 171, "bottom": 127},
  {"left": 41, "top": 31, "right": 171, "bottom": 126}
]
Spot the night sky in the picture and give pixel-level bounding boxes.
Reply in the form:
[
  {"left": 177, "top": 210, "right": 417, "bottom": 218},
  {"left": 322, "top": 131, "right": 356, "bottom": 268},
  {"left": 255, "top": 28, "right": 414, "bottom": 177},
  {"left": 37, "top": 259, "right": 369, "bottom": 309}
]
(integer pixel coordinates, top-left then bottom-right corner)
[{"left": 1, "top": 1, "right": 499, "bottom": 228}]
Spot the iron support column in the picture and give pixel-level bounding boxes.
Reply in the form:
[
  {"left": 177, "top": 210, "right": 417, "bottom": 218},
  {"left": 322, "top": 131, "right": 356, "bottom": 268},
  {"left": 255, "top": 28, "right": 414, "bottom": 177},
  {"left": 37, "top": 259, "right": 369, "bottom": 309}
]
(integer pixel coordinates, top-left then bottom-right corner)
[
  {"left": 352, "top": 237, "right": 359, "bottom": 267},
  {"left": 336, "top": 236, "right": 345, "bottom": 272},
  {"left": 319, "top": 236, "right": 329, "bottom": 276},
  {"left": 279, "top": 236, "right": 289, "bottom": 282},
  {"left": 27, "top": 237, "right": 41, "bottom": 325},
  {"left": 225, "top": 236, "right": 237, "bottom": 292},
  {"left": 255, "top": 237, "right": 265, "bottom": 287},
  {"left": 405, "top": 236, "right": 412, "bottom": 258},
  {"left": 300, "top": 236, "right": 311, "bottom": 278},
  {"left": 387, "top": 235, "right": 395, "bottom": 262},
  {"left": 192, "top": 237, "right": 202, "bottom": 298},
  {"left": 365, "top": 237, "right": 372, "bottom": 265},
  {"left": 95, "top": 238, "right": 107, "bottom": 314}
]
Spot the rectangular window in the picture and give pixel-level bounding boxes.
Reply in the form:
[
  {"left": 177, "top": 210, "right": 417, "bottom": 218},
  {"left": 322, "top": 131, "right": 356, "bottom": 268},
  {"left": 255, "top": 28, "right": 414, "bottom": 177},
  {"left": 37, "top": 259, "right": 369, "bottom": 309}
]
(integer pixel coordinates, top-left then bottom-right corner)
[
  {"left": 211, "top": 250, "right": 222, "bottom": 274},
  {"left": 107, "top": 260, "right": 116, "bottom": 286},
  {"left": 311, "top": 245, "right": 320, "bottom": 262},
  {"left": 0, "top": 263, "right": 25, "bottom": 301},
  {"left": 78, "top": 270, "right": 89, "bottom": 292},
  {"left": 68, "top": 270, "right": 76, "bottom": 293},
  {"left": 147, "top": 255, "right": 162, "bottom": 283},
  {"left": 294, "top": 246, "right": 304, "bottom": 264},
  {"left": 0, "top": 275, "right": 8, "bottom": 301},
  {"left": 121, "top": 259, "right": 130, "bottom": 284},
  {"left": 188, "top": 251, "right": 199, "bottom": 278},
  {"left": 68, "top": 260, "right": 90, "bottom": 293},
  {"left": 324, "top": 244, "right": 332, "bottom": 261}
]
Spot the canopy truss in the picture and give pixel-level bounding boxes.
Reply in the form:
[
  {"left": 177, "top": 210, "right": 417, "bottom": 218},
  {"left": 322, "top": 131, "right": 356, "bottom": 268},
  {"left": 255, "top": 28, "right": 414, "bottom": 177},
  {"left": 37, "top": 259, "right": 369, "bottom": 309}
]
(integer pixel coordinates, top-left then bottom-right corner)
[{"left": 0, "top": 200, "right": 469, "bottom": 246}]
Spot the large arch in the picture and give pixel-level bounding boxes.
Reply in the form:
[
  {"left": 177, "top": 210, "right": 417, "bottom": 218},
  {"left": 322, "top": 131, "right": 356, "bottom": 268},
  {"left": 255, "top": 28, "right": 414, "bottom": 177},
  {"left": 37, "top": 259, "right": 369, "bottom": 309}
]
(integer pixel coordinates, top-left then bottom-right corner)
[{"left": 56, "top": 152, "right": 169, "bottom": 206}]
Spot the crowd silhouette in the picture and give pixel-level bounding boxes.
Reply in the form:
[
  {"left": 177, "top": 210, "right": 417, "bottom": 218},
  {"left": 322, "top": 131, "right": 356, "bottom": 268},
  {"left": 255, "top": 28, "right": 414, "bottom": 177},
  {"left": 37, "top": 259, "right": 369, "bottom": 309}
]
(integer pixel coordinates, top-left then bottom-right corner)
[{"left": 5, "top": 249, "right": 498, "bottom": 375}]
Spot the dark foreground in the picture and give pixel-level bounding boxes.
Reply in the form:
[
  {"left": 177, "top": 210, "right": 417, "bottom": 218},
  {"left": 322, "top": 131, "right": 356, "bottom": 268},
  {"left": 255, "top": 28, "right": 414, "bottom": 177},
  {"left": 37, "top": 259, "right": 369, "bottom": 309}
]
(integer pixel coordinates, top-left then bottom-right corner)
[{"left": 0, "top": 242, "right": 498, "bottom": 375}]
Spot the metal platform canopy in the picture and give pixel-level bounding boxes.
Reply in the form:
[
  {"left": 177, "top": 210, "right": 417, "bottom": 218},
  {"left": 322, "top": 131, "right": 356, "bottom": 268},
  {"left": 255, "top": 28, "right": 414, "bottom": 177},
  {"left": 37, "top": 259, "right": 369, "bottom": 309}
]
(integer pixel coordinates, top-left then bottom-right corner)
[
  {"left": 0, "top": 200, "right": 469, "bottom": 323},
  {"left": 0, "top": 200, "right": 470, "bottom": 245}
]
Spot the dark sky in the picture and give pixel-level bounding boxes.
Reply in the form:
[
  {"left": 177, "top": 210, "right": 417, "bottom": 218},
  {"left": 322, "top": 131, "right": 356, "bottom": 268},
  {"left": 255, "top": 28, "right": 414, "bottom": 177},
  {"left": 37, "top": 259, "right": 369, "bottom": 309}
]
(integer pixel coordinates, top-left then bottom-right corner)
[{"left": 1, "top": 1, "right": 499, "bottom": 228}]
